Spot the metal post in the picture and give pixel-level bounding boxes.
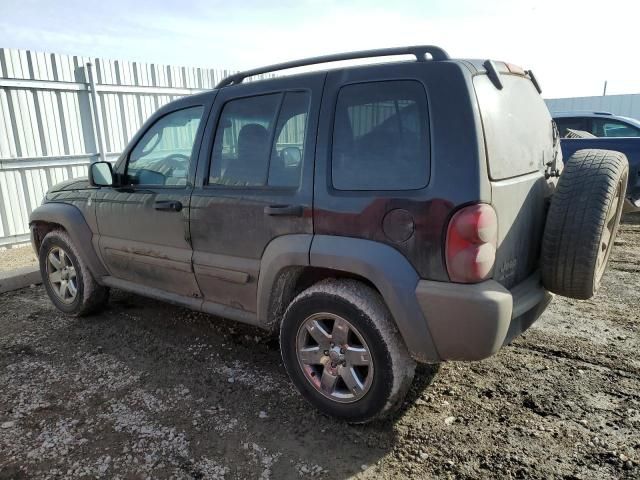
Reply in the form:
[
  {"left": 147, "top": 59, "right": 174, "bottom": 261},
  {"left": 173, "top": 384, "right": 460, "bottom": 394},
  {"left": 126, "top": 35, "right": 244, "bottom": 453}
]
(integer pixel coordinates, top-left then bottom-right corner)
[
  {"left": 85, "top": 62, "right": 107, "bottom": 162},
  {"left": 603, "top": 80, "right": 608, "bottom": 96}
]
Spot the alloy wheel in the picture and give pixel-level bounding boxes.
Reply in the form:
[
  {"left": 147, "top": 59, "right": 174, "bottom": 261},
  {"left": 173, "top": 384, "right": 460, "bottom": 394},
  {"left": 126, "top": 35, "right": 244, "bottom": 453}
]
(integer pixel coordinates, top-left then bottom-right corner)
[
  {"left": 296, "top": 312, "right": 374, "bottom": 403},
  {"left": 46, "top": 246, "right": 78, "bottom": 304}
]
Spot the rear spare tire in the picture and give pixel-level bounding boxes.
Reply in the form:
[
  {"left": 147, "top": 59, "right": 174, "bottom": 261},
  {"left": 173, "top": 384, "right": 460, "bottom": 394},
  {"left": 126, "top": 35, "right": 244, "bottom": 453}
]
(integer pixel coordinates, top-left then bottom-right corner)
[{"left": 541, "top": 149, "right": 628, "bottom": 299}]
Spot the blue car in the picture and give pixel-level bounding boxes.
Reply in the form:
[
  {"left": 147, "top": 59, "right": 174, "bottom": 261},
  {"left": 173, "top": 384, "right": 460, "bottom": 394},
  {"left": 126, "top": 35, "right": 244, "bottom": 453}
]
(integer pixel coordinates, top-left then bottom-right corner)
[
  {"left": 554, "top": 111, "right": 640, "bottom": 212},
  {"left": 553, "top": 111, "right": 640, "bottom": 138},
  {"left": 561, "top": 138, "right": 639, "bottom": 212}
]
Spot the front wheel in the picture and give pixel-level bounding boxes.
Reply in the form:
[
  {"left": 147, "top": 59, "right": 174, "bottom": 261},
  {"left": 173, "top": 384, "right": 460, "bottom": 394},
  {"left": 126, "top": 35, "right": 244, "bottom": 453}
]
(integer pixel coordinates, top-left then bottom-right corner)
[
  {"left": 39, "top": 230, "right": 109, "bottom": 316},
  {"left": 280, "top": 279, "right": 416, "bottom": 423}
]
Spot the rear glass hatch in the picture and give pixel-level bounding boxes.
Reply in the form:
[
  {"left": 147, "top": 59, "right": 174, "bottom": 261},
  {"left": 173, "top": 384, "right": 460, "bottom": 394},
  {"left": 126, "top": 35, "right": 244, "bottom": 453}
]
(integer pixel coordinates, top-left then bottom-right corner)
[{"left": 474, "top": 68, "right": 556, "bottom": 289}]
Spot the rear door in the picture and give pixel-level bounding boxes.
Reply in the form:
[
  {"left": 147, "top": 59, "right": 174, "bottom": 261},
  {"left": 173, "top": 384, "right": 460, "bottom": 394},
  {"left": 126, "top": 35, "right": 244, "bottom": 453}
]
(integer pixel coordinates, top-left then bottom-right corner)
[
  {"left": 95, "top": 97, "right": 209, "bottom": 296},
  {"left": 474, "top": 72, "right": 557, "bottom": 289},
  {"left": 190, "top": 73, "right": 324, "bottom": 313}
]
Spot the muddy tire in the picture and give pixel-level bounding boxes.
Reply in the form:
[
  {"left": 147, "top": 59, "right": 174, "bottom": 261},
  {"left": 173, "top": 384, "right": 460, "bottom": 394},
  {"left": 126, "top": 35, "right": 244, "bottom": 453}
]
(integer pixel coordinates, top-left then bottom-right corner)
[
  {"left": 541, "top": 149, "right": 628, "bottom": 299},
  {"left": 39, "top": 230, "right": 109, "bottom": 316},
  {"left": 280, "top": 279, "right": 416, "bottom": 423}
]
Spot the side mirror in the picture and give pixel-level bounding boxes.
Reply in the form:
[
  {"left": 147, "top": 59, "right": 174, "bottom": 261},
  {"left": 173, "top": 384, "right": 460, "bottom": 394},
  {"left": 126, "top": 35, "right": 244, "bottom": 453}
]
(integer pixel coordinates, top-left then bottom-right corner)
[
  {"left": 89, "top": 161, "right": 114, "bottom": 187},
  {"left": 281, "top": 147, "right": 302, "bottom": 167}
]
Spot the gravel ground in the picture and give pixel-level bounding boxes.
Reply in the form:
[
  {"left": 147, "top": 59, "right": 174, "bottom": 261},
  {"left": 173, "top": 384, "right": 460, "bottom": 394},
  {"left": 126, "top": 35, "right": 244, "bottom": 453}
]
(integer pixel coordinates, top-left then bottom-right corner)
[
  {"left": 0, "top": 245, "right": 37, "bottom": 272},
  {"left": 0, "top": 216, "right": 638, "bottom": 479}
]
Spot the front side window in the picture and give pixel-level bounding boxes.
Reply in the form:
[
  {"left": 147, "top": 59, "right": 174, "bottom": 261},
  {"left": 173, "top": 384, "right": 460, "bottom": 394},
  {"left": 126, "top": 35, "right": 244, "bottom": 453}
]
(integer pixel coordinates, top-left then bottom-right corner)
[
  {"left": 127, "top": 106, "right": 204, "bottom": 186},
  {"left": 209, "top": 92, "right": 310, "bottom": 187},
  {"left": 592, "top": 119, "right": 640, "bottom": 137},
  {"left": 332, "top": 80, "right": 430, "bottom": 191}
]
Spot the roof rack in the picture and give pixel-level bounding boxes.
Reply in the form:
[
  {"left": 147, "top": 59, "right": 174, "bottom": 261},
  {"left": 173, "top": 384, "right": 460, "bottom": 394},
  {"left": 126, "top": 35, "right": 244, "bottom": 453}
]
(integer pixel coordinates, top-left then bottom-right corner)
[{"left": 215, "top": 45, "right": 449, "bottom": 88}]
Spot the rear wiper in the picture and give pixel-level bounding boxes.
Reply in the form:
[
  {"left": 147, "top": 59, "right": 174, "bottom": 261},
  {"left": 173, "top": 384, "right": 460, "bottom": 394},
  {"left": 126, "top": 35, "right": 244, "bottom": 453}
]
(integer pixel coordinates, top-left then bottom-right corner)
[
  {"left": 526, "top": 70, "right": 542, "bottom": 94},
  {"left": 483, "top": 61, "right": 543, "bottom": 95}
]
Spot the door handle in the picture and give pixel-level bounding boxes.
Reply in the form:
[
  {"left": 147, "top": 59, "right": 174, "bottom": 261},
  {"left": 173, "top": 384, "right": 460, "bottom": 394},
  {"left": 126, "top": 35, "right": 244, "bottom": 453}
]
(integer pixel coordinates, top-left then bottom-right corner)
[
  {"left": 263, "top": 204, "right": 303, "bottom": 217},
  {"left": 154, "top": 200, "right": 183, "bottom": 212}
]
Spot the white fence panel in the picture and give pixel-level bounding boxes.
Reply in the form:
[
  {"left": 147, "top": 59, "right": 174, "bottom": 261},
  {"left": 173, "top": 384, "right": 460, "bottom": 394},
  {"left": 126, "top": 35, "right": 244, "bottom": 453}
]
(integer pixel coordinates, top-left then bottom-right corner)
[
  {"left": 0, "top": 47, "right": 281, "bottom": 246},
  {"left": 59, "top": 91, "right": 89, "bottom": 154},
  {"left": 0, "top": 47, "right": 249, "bottom": 246},
  {"left": 0, "top": 89, "right": 17, "bottom": 157},
  {"left": 12, "top": 89, "right": 43, "bottom": 157},
  {"left": 0, "top": 169, "right": 29, "bottom": 239}
]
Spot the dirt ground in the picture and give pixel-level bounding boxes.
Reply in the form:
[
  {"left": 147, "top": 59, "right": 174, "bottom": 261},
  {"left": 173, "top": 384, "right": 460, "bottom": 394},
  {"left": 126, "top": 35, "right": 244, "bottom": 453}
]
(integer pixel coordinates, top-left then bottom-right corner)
[
  {"left": 1, "top": 217, "right": 638, "bottom": 480},
  {"left": 0, "top": 245, "right": 37, "bottom": 272}
]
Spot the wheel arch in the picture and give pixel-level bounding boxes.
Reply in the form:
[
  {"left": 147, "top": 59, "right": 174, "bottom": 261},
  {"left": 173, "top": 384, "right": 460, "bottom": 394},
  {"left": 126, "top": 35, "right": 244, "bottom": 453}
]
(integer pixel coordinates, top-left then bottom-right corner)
[
  {"left": 258, "top": 234, "right": 440, "bottom": 362},
  {"left": 29, "top": 203, "right": 109, "bottom": 279}
]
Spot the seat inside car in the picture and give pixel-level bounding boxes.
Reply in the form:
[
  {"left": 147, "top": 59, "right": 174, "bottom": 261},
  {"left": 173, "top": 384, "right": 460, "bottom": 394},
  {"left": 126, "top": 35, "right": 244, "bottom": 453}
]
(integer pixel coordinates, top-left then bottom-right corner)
[{"left": 224, "top": 123, "right": 270, "bottom": 185}]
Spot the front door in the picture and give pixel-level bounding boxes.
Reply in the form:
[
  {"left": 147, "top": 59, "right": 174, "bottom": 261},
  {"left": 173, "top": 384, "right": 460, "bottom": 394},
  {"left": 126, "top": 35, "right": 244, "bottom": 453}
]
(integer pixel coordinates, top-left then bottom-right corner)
[
  {"left": 189, "top": 74, "right": 324, "bottom": 313},
  {"left": 95, "top": 100, "right": 208, "bottom": 297}
]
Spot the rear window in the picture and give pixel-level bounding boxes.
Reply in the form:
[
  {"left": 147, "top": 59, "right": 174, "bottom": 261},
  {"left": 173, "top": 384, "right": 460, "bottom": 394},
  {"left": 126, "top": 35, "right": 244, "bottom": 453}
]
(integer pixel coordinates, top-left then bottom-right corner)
[
  {"left": 331, "top": 80, "right": 430, "bottom": 190},
  {"left": 474, "top": 74, "right": 553, "bottom": 180}
]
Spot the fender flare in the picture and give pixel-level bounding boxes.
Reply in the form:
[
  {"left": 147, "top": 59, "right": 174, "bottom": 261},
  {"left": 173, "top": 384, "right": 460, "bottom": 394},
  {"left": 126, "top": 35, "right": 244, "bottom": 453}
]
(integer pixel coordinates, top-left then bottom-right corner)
[
  {"left": 258, "top": 234, "right": 440, "bottom": 363},
  {"left": 29, "top": 202, "right": 109, "bottom": 278},
  {"left": 257, "top": 234, "right": 312, "bottom": 328}
]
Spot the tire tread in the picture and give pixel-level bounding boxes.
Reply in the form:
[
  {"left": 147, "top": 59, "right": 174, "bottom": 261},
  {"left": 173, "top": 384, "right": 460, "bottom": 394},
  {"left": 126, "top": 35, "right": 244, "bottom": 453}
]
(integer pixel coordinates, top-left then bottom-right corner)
[{"left": 541, "top": 149, "right": 628, "bottom": 299}]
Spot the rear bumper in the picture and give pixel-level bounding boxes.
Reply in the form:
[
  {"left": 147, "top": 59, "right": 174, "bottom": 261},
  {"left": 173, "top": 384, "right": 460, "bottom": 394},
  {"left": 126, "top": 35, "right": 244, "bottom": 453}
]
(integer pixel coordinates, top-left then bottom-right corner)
[{"left": 415, "top": 272, "right": 552, "bottom": 361}]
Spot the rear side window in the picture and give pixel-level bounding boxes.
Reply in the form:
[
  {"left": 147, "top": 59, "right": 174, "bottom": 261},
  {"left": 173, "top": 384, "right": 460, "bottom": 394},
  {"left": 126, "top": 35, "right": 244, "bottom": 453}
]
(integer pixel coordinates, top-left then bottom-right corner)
[{"left": 331, "top": 81, "right": 430, "bottom": 190}]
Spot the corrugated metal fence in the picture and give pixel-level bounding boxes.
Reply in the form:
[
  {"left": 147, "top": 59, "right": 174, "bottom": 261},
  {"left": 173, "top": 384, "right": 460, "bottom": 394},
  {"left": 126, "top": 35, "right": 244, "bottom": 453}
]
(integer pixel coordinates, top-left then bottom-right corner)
[{"left": 0, "top": 47, "right": 251, "bottom": 246}]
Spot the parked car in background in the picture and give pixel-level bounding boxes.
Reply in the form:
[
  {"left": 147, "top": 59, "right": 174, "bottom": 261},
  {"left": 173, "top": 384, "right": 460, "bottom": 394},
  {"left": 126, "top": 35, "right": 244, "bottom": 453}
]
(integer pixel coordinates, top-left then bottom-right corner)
[
  {"left": 552, "top": 112, "right": 640, "bottom": 212},
  {"left": 29, "top": 46, "right": 630, "bottom": 423},
  {"left": 553, "top": 111, "right": 640, "bottom": 138},
  {"left": 560, "top": 137, "right": 640, "bottom": 212}
]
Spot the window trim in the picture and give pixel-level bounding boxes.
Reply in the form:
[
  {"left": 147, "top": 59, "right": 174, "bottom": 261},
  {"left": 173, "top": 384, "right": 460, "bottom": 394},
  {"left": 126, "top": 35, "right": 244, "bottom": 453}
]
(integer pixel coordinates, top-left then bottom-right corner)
[
  {"left": 329, "top": 79, "right": 431, "bottom": 192},
  {"left": 123, "top": 105, "right": 205, "bottom": 189},
  {"left": 204, "top": 89, "right": 312, "bottom": 191}
]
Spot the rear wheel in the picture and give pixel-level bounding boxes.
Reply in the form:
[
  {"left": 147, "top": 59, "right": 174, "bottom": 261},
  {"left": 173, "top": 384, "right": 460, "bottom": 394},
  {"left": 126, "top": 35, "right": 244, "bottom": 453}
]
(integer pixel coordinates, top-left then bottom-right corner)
[
  {"left": 280, "top": 279, "right": 415, "bottom": 423},
  {"left": 541, "top": 149, "right": 628, "bottom": 299},
  {"left": 39, "top": 230, "right": 109, "bottom": 315}
]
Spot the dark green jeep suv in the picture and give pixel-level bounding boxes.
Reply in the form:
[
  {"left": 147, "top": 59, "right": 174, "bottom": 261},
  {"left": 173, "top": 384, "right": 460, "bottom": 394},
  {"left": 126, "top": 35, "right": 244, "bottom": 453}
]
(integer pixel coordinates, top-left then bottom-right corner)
[{"left": 30, "top": 46, "right": 628, "bottom": 422}]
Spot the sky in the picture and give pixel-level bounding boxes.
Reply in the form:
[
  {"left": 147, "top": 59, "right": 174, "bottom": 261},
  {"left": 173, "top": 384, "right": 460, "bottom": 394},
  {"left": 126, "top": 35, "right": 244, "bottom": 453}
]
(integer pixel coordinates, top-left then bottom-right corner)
[{"left": 0, "top": 0, "right": 638, "bottom": 99}]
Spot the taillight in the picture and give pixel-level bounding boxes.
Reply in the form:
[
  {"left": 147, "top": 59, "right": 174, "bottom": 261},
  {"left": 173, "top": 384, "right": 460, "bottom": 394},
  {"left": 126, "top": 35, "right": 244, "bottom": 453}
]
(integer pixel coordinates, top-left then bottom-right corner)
[{"left": 445, "top": 204, "right": 498, "bottom": 283}]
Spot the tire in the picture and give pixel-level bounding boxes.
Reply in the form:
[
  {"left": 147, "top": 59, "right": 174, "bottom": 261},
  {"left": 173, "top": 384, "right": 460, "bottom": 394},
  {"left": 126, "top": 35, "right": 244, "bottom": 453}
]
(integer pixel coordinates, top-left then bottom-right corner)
[
  {"left": 39, "top": 229, "right": 109, "bottom": 316},
  {"left": 541, "top": 149, "right": 628, "bottom": 299},
  {"left": 280, "top": 279, "right": 416, "bottom": 423}
]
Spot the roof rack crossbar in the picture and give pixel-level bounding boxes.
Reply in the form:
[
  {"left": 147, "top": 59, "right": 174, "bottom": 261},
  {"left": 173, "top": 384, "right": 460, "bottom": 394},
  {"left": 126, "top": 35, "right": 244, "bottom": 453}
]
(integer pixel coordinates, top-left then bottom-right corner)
[{"left": 215, "top": 45, "right": 449, "bottom": 88}]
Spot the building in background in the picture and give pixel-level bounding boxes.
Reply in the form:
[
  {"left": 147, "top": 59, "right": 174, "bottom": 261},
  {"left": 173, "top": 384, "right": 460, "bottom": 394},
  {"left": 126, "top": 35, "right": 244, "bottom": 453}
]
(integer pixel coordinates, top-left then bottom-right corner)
[{"left": 546, "top": 94, "right": 640, "bottom": 120}]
